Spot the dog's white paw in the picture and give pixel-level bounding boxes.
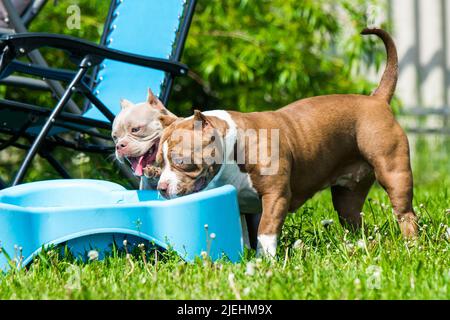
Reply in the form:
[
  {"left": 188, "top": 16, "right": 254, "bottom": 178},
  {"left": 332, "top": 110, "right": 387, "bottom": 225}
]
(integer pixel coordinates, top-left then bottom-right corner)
[{"left": 256, "top": 234, "right": 277, "bottom": 258}]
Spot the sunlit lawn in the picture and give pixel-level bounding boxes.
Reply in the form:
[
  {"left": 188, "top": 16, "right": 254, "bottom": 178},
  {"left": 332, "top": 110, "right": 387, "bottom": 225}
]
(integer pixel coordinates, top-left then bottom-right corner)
[{"left": 0, "top": 135, "right": 449, "bottom": 299}]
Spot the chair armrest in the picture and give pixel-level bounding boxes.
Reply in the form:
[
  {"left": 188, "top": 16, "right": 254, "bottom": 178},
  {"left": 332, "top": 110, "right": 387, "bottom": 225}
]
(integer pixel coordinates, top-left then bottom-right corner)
[{"left": 0, "top": 32, "right": 188, "bottom": 76}]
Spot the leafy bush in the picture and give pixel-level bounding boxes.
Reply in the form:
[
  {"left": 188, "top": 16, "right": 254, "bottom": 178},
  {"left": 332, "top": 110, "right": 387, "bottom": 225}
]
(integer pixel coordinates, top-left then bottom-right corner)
[{"left": 171, "top": 0, "right": 385, "bottom": 115}]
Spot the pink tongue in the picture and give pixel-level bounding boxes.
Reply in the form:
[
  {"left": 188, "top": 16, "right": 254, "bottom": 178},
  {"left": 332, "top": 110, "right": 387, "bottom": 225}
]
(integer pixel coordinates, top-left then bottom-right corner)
[{"left": 131, "top": 156, "right": 145, "bottom": 176}]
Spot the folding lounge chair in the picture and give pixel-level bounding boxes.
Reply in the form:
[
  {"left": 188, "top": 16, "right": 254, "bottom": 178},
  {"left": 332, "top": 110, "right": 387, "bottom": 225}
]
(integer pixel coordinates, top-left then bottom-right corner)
[
  {"left": 0, "top": 0, "right": 51, "bottom": 91},
  {"left": 0, "top": 0, "right": 196, "bottom": 189},
  {"left": 0, "top": 0, "right": 46, "bottom": 32},
  {"left": 0, "top": 0, "right": 66, "bottom": 189},
  {"left": 0, "top": 0, "right": 91, "bottom": 121}
]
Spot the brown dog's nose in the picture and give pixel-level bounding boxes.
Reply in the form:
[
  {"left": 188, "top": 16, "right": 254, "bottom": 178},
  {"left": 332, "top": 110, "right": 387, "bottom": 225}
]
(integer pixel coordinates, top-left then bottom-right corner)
[{"left": 158, "top": 181, "right": 169, "bottom": 197}]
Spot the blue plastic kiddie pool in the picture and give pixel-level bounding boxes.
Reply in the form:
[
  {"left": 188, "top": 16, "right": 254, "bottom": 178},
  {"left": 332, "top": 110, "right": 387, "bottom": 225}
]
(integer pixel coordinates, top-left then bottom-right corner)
[{"left": 0, "top": 179, "right": 243, "bottom": 270}]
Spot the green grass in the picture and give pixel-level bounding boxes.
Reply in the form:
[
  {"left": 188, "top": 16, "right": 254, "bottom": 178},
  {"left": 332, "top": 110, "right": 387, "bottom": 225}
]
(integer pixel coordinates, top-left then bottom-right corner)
[{"left": 0, "top": 135, "right": 449, "bottom": 299}]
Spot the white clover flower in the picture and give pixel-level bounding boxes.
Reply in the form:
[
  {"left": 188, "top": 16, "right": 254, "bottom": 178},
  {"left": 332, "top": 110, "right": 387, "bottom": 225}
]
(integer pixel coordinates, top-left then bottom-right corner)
[
  {"left": 87, "top": 250, "right": 99, "bottom": 261},
  {"left": 215, "top": 262, "right": 224, "bottom": 270},
  {"left": 367, "top": 265, "right": 382, "bottom": 277},
  {"left": 72, "top": 152, "right": 90, "bottom": 166},
  {"left": 64, "top": 265, "right": 81, "bottom": 291},
  {"left": 200, "top": 251, "right": 208, "bottom": 259},
  {"left": 366, "top": 265, "right": 382, "bottom": 289},
  {"left": 321, "top": 219, "right": 334, "bottom": 227},
  {"left": 243, "top": 287, "right": 251, "bottom": 295},
  {"left": 245, "top": 262, "right": 256, "bottom": 276},
  {"left": 227, "top": 273, "right": 241, "bottom": 299},
  {"left": 356, "top": 239, "right": 366, "bottom": 250},
  {"left": 410, "top": 277, "right": 415, "bottom": 289},
  {"left": 292, "top": 239, "right": 304, "bottom": 250},
  {"left": 210, "top": 233, "right": 216, "bottom": 240}
]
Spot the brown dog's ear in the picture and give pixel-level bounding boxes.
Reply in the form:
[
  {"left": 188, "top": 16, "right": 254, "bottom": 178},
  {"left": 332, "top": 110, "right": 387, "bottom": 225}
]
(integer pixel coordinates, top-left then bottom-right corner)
[
  {"left": 193, "top": 109, "right": 210, "bottom": 129},
  {"left": 120, "top": 99, "right": 133, "bottom": 110},
  {"left": 159, "top": 114, "right": 178, "bottom": 128}
]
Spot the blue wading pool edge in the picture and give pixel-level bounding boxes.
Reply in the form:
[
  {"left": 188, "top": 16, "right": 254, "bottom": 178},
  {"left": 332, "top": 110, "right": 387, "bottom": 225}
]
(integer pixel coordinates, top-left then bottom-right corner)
[{"left": 0, "top": 179, "right": 244, "bottom": 270}]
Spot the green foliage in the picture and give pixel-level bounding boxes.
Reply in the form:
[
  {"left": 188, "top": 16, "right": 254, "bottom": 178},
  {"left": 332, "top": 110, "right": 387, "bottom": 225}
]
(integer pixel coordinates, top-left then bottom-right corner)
[{"left": 171, "top": 0, "right": 385, "bottom": 115}]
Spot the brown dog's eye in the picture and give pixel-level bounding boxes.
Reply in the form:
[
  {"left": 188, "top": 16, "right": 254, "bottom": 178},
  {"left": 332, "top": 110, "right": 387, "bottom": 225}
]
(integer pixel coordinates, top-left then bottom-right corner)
[
  {"left": 172, "top": 156, "right": 196, "bottom": 172},
  {"left": 131, "top": 127, "right": 140, "bottom": 133},
  {"left": 172, "top": 156, "right": 186, "bottom": 165}
]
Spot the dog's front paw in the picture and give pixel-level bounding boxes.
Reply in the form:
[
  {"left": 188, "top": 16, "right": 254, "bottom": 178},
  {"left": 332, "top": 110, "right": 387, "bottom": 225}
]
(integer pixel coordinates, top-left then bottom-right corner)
[
  {"left": 143, "top": 165, "right": 161, "bottom": 179},
  {"left": 142, "top": 165, "right": 161, "bottom": 190}
]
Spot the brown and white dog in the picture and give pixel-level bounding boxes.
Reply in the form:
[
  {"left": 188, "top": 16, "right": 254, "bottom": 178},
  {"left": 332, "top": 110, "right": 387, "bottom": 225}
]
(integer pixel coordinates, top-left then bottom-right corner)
[
  {"left": 111, "top": 89, "right": 170, "bottom": 189},
  {"left": 155, "top": 28, "right": 418, "bottom": 257}
]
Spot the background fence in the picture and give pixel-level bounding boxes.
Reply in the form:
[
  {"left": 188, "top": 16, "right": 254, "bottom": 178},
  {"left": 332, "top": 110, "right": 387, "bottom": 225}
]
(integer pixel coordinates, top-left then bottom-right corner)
[{"left": 389, "top": 0, "right": 450, "bottom": 134}]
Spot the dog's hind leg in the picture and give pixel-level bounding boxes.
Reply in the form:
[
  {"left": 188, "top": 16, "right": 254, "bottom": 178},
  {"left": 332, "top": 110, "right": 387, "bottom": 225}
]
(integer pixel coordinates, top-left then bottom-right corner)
[
  {"left": 245, "top": 213, "right": 261, "bottom": 250},
  {"left": 371, "top": 154, "right": 418, "bottom": 237},
  {"left": 359, "top": 123, "right": 418, "bottom": 237},
  {"left": 331, "top": 174, "right": 375, "bottom": 230}
]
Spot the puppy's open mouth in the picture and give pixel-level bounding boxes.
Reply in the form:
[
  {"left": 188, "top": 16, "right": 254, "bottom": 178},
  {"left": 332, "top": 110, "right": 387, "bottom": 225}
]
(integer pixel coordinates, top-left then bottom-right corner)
[{"left": 127, "top": 139, "right": 159, "bottom": 176}]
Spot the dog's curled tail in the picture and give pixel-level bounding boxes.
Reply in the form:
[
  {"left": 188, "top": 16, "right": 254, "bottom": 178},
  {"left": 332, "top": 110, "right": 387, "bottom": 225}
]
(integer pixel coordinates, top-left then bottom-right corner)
[{"left": 361, "top": 28, "right": 398, "bottom": 103}]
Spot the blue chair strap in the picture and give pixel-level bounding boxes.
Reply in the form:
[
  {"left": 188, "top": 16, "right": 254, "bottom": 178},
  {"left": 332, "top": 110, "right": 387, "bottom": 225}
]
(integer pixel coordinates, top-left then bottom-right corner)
[{"left": 84, "top": 0, "right": 194, "bottom": 122}]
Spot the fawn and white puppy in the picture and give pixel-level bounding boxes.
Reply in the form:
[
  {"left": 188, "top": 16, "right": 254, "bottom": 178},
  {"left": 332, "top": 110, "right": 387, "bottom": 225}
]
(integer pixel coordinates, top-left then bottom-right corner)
[
  {"left": 155, "top": 28, "right": 418, "bottom": 257},
  {"left": 111, "top": 89, "right": 170, "bottom": 188}
]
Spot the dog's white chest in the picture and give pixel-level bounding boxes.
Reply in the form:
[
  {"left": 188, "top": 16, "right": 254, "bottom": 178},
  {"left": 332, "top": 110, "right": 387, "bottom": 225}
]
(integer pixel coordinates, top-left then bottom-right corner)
[{"left": 214, "top": 163, "right": 261, "bottom": 213}]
